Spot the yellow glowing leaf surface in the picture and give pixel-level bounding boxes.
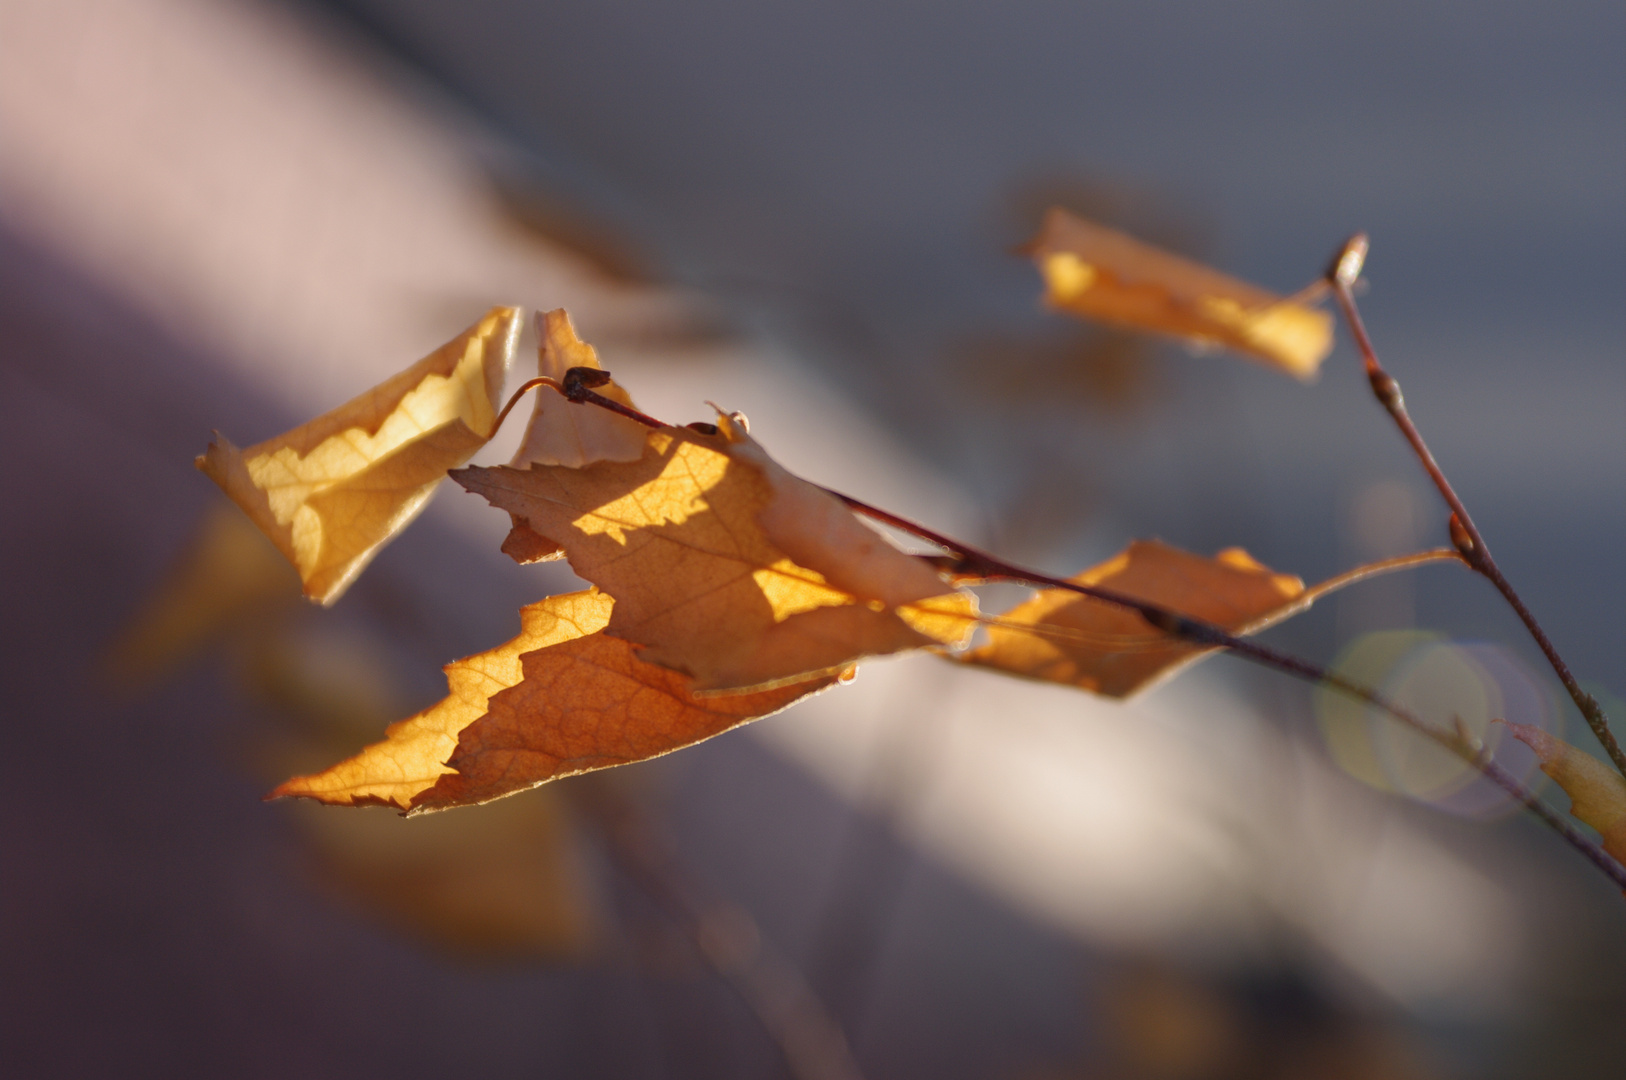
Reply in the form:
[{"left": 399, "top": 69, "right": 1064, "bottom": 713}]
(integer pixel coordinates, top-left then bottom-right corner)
[
  {"left": 1028, "top": 209, "right": 1332, "bottom": 379},
  {"left": 273, "top": 589, "right": 835, "bottom": 812},
  {"left": 198, "top": 307, "right": 521, "bottom": 603},
  {"left": 964, "top": 540, "right": 1305, "bottom": 697},
  {"left": 457, "top": 418, "right": 974, "bottom": 692}
]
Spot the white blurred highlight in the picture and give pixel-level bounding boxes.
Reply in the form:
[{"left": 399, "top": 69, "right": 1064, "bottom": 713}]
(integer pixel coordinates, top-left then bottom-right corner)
[{"left": 758, "top": 659, "right": 1523, "bottom": 1014}]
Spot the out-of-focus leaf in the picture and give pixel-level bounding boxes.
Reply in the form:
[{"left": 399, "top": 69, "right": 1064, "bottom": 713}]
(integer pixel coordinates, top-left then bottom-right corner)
[
  {"left": 458, "top": 414, "right": 976, "bottom": 693},
  {"left": 962, "top": 540, "right": 1305, "bottom": 697},
  {"left": 103, "top": 500, "right": 300, "bottom": 688},
  {"left": 955, "top": 327, "right": 1161, "bottom": 414},
  {"left": 234, "top": 607, "right": 599, "bottom": 957},
  {"left": 272, "top": 589, "right": 835, "bottom": 812},
  {"left": 291, "top": 788, "right": 597, "bottom": 959},
  {"left": 1501, "top": 721, "right": 1626, "bottom": 863},
  {"left": 197, "top": 306, "right": 521, "bottom": 604},
  {"left": 510, "top": 308, "right": 648, "bottom": 470},
  {"left": 1027, "top": 209, "right": 1332, "bottom": 379}
]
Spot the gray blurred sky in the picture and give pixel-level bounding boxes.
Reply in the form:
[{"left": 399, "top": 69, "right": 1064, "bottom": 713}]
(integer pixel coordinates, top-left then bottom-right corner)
[
  {"left": 309, "top": 0, "right": 1623, "bottom": 326},
  {"left": 305, "top": 0, "right": 1625, "bottom": 672}
]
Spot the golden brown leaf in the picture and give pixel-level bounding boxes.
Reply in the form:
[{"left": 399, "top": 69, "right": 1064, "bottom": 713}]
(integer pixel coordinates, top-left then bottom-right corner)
[
  {"left": 1027, "top": 209, "right": 1333, "bottom": 379},
  {"left": 1501, "top": 721, "right": 1626, "bottom": 863},
  {"left": 501, "top": 309, "right": 651, "bottom": 564},
  {"left": 510, "top": 309, "right": 648, "bottom": 469},
  {"left": 457, "top": 415, "right": 977, "bottom": 693},
  {"left": 963, "top": 540, "right": 1305, "bottom": 697},
  {"left": 197, "top": 306, "right": 522, "bottom": 604},
  {"left": 272, "top": 589, "right": 835, "bottom": 812}
]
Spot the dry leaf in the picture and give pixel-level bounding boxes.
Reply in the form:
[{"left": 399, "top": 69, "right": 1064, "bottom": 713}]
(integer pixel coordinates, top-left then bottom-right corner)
[
  {"left": 963, "top": 540, "right": 1305, "bottom": 697},
  {"left": 457, "top": 415, "right": 976, "bottom": 693},
  {"left": 1027, "top": 209, "right": 1333, "bottom": 379},
  {"left": 510, "top": 309, "right": 648, "bottom": 469},
  {"left": 501, "top": 309, "right": 651, "bottom": 565},
  {"left": 197, "top": 306, "right": 522, "bottom": 604},
  {"left": 1500, "top": 722, "right": 1626, "bottom": 863},
  {"left": 272, "top": 589, "right": 835, "bottom": 812}
]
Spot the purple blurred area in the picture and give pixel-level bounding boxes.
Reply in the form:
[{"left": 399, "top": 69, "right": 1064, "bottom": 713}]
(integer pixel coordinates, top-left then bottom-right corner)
[{"left": 2, "top": 1, "right": 1623, "bottom": 1077}]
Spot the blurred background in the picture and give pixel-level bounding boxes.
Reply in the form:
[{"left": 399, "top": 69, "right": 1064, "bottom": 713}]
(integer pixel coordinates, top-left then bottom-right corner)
[{"left": 2, "top": 1, "right": 1622, "bottom": 1077}]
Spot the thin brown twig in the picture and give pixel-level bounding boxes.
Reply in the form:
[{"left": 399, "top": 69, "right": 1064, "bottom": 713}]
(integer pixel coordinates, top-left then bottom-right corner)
[
  {"left": 552, "top": 376, "right": 1626, "bottom": 890},
  {"left": 1327, "top": 235, "right": 1626, "bottom": 779},
  {"left": 1289, "top": 548, "right": 1464, "bottom": 610},
  {"left": 830, "top": 493, "right": 1626, "bottom": 890},
  {"left": 963, "top": 548, "right": 1465, "bottom": 653}
]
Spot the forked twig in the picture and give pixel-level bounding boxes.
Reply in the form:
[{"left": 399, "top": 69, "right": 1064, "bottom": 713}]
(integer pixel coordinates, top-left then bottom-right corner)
[
  {"left": 547, "top": 373, "right": 1626, "bottom": 891},
  {"left": 1327, "top": 236, "right": 1626, "bottom": 779},
  {"left": 831, "top": 492, "right": 1626, "bottom": 888}
]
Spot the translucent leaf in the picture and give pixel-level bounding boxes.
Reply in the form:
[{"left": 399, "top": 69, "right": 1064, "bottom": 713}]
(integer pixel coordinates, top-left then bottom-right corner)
[
  {"left": 1028, "top": 209, "right": 1332, "bottom": 378},
  {"left": 198, "top": 307, "right": 521, "bottom": 603}
]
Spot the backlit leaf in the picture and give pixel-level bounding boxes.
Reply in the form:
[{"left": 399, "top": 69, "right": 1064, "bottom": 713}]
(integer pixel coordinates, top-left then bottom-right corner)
[
  {"left": 510, "top": 309, "right": 648, "bottom": 469},
  {"left": 501, "top": 309, "right": 651, "bottom": 565},
  {"left": 1501, "top": 721, "right": 1626, "bottom": 863},
  {"left": 963, "top": 540, "right": 1306, "bottom": 697},
  {"left": 197, "top": 306, "right": 521, "bottom": 604},
  {"left": 457, "top": 414, "right": 977, "bottom": 693},
  {"left": 1028, "top": 209, "right": 1332, "bottom": 378},
  {"left": 272, "top": 589, "right": 835, "bottom": 812}
]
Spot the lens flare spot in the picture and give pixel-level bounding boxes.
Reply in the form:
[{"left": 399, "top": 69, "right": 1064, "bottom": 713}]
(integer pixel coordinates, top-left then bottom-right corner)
[{"left": 1315, "top": 631, "right": 1552, "bottom": 818}]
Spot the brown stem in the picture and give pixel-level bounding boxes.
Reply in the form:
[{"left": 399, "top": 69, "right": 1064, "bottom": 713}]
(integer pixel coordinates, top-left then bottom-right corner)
[
  {"left": 491, "top": 376, "right": 563, "bottom": 435},
  {"left": 554, "top": 383, "right": 1626, "bottom": 890},
  {"left": 1290, "top": 548, "right": 1464, "bottom": 609},
  {"left": 972, "top": 548, "right": 1465, "bottom": 651},
  {"left": 1327, "top": 235, "right": 1626, "bottom": 779},
  {"left": 490, "top": 368, "right": 670, "bottom": 443},
  {"left": 833, "top": 492, "right": 1626, "bottom": 890}
]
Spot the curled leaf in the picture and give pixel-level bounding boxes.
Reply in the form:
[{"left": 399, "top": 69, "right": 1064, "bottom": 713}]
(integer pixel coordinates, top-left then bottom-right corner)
[
  {"left": 1027, "top": 209, "right": 1332, "bottom": 379},
  {"left": 501, "top": 309, "right": 652, "bottom": 565},
  {"left": 198, "top": 307, "right": 522, "bottom": 604},
  {"left": 272, "top": 589, "right": 835, "bottom": 812},
  {"left": 457, "top": 417, "right": 976, "bottom": 693},
  {"left": 963, "top": 540, "right": 1305, "bottom": 697},
  {"left": 1501, "top": 721, "right": 1626, "bottom": 863},
  {"left": 510, "top": 309, "right": 649, "bottom": 469}
]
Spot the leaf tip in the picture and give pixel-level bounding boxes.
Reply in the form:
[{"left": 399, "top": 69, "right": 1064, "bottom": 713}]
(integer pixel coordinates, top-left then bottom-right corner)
[{"left": 1497, "top": 718, "right": 1556, "bottom": 762}]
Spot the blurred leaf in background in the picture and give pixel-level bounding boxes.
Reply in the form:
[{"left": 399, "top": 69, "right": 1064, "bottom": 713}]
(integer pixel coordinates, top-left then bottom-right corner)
[{"left": 106, "top": 499, "right": 598, "bottom": 961}]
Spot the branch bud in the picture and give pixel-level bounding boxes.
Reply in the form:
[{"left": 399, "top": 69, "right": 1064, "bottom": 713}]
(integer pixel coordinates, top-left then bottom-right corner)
[
  {"left": 1368, "top": 369, "right": 1403, "bottom": 410},
  {"left": 1328, "top": 234, "right": 1369, "bottom": 287},
  {"left": 1448, "top": 513, "right": 1476, "bottom": 558},
  {"left": 562, "top": 365, "right": 613, "bottom": 400}
]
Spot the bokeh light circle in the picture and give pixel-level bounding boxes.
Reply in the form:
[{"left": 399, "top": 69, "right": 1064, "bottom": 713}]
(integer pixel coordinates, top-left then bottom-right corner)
[{"left": 1314, "top": 631, "right": 1553, "bottom": 818}]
